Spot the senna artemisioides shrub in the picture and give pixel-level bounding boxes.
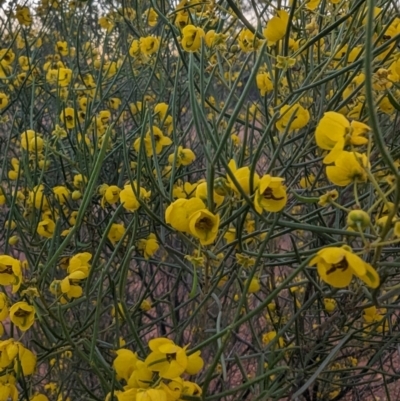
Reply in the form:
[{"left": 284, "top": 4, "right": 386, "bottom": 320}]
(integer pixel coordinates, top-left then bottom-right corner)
[{"left": 0, "top": 0, "right": 400, "bottom": 400}]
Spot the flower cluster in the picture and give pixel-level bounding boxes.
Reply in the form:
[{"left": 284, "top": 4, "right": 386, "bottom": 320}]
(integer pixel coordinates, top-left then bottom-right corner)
[{"left": 111, "top": 337, "right": 203, "bottom": 400}]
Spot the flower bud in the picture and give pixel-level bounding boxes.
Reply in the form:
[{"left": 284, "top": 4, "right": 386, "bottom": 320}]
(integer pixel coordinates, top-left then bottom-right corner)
[{"left": 347, "top": 210, "right": 370, "bottom": 230}]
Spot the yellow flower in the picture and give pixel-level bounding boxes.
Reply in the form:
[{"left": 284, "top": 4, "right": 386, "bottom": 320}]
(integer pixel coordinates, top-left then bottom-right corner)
[
  {"left": 318, "top": 189, "right": 339, "bottom": 206},
  {"left": 185, "top": 351, "right": 204, "bottom": 375},
  {"left": 9, "top": 302, "right": 35, "bottom": 331},
  {"left": 137, "top": 234, "right": 159, "bottom": 259},
  {"left": 113, "top": 349, "right": 139, "bottom": 381},
  {"left": 306, "top": 0, "right": 321, "bottom": 10},
  {"left": 323, "top": 298, "right": 336, "bottom": 312},
  {"left": 254, "top": 175, "right": 287, "bottom": 213},
  {"left": 143, "top": 7, "right": 158, "bottom": 26},
  {"left": 0, "top": 255, "right": 22, "bottom": 293},
  {"left": 256, "top": 72, "right": 273, "bottom": 96},
  {"left": 227, "top": 159, "right": 260, "bottom": 196},
  {"left": 247, "top": 278, "right": 261, "bottom": 293},
  {"left": 37, "top": 218, "right": 56, "bottom": 238},
  {"left": 60, "top": 107, "right": 75, "bottom": 129},
  {"left": 276, "top": 103, "right": 310, "bottom": 132},
  {"left": 262, "top": 331, "right": 284, "bottom": 348},
  {"left": 315, "top": 112, "right": 370, "bottom": 164},
  {"left": 140, "top": 36, "right": 160, "bottom": 55},
  {"left": 120, "top": 184, "right": 141, "bottom": 212},
  {"left": 68, "top": 252, "right": 92, "bottom": 279},
  {"left": 46, "top": 67, "right": 73, "bottom": 87},
  {"left": 73, "top": 174, "right": 87, "bottom": 189},
  {"left": 181, "top": 25, "right": 205, "bottom": 52},
  {"left": 195, "top": 181, "right": 225, "bottom": 208},
  {"left": 326, "top": 151, "right": 369, "bottom": 186},
  {"left": 168, "top": 146, "right": 196, "bottom": 166},
  {"left": 165, "top": 198, "right": 205, "bottom": 232},
  {"left": 237, "top": 29, "right": 259, "bottom": 52},
  {"left": 0, "top": 93, "right": 9, "bottom": 109},
  {"left": 108, "top": 223, "right": 126, "bottom": 245},
  {"left": 145, "top": 338, "right": 188, "bottom": 379},
  {"left": 188, "top": 209, "right": 220, "bottom": 245},
  {"left": 134, "top": 126, "right": 172, "bottom": 157},
  {"left": 55, "top": 41, "right": 69, "bottom": 56},
  {"left": 15, "top": 6, "right": 32, "bottom": 26},
  {"left": 310, "top": 247, "right": 380, "bottom": 288},
  {"left": 140, "top": 299, "right": 153, "bottom": 311},
  {"left": 363, "top": 306, "right": 386, "bottom": 332},
  {"left": 175, "top": 10, "right": 189, "bottom": 29},
  {"left": 0, "top": 294, "right": 9, "bottom": 321},
  {"left": 20, "top": 130, "right": 44, "bottom": 153},
  {"left": 53, "top": 186, "right": 70, "bottom": 205},
  {"left": 100, "top": 185, "right": 120, "bottom": 207},
  {"left": 263, "top": 10, "right": 289, "bottom": 45}
]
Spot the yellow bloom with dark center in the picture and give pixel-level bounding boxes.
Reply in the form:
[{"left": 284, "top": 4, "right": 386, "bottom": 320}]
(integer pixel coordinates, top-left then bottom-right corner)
[
  {"left": 143, "top": 7, "right": 158, "bottom": 26},
  {"left": 237, "top": 29, "right": 259, "bottom": 52},
  {"left": 188, "top": 209, "right": 220, "bottom": 245},
  {"left": 55, "top": 41, "right": 69, "bottom": 56},
  {"left": 108, "top": 223, "right": 125, "bottom": 245},
  {"left": 98, "top": 16, "right": 114, "bottom": 32},
  {"left": 0, "top": 49, "right": 15, "bottom": 66},
  {"left": 227, "top": 159, "right": 260, "bottom": 196},
  {"left": 127, "top": 361, "right": 154, "bottom": 388},
  {"left": 166, "top": 198, "right": 205, "bottom": 232},
  {"left": 15, "top": 6, "right": 32, "bottom": 26},
  {"left": 326, "top": 151, "right": 369, "bottom": 186},
  {"left": 145, "top": 338, "right": 188, "bottom": 379},
  {"left": 60, "top": 107, "right": 75, "bottom": 129},
  {"left": 276, "top": 103, "right": 309, "bottom": 132},
  {"left": 10, "top": 302, "right": 35, "bottom": 331},
  {"left": 46, "top": 67, "right": 72, "bottom": 87},
  {"left": 134, "top": 126, "right": 172, "bottom": 157},
  {"left": 181, "top": 25, "right": 205, "bottom": 52},
  {"left": 168, "top": 146, "right": 196, "bottom": 167},
  {"left": 310, "top": 247, "right": 379, "bottom": 288},
  {"left": 108, "top": 97, "right": 121, "bottom": 110},
  {"left": 263, "top": 10, "right": 289, "bottom": 45},
  {"left": 175, "top": 10, "right": 189, "bottom": 29},
  {"left": 37, "top": 218, "right": 55, "bottom": 238},
  {"left": 254, "top": 175, "right": 287, "bottom": 213},
  {"left": 140, "top": 36, "right": 160, "bottom": 56},
  {"left": 318, "top": 189, "right": 339, "bottom": 206},
  {"left": 100, "top": 184, "right": 121, "bottom": 207}
]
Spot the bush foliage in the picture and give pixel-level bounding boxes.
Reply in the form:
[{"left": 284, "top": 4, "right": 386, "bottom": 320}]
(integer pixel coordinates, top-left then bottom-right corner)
[{"left": 0, "top": 0, "right": 400, "bottom": 400}]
